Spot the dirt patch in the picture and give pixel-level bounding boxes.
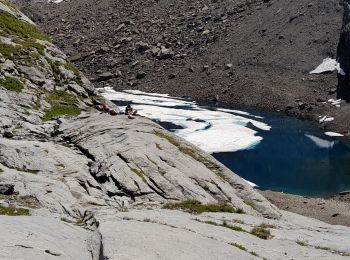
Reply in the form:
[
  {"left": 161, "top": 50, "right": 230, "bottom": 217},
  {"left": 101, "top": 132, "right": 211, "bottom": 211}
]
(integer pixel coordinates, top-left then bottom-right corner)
[{"left": 259, "top": 189, "right": 350, "bottom": 227}]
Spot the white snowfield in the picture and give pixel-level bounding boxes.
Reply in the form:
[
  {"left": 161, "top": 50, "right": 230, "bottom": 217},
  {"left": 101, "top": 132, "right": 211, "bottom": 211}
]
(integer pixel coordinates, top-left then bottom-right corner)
[
  {"left": 101, "top": 88, "right": 271, "bottom": 154},
  {"left": 310, "top": 58, "right": 345, "bottom": 75}
]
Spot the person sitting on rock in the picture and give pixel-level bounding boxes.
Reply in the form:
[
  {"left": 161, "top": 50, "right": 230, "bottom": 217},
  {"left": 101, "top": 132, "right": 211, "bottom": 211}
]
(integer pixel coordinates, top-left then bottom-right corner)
[
  {"left": 101, "top": 101, "right": 110, "bottom": 112},
  {"left": 125, "top": 104, "right": 138, "bottom": 119}
]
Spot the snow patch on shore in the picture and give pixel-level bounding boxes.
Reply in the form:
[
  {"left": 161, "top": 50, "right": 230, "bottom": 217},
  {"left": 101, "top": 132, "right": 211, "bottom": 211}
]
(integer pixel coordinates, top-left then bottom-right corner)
[
  {"left": 310, "top": 58, "right": 345, "bottom": 75},
  {"left": 101, "top": 88, "right": 271, "bottom": 154}
]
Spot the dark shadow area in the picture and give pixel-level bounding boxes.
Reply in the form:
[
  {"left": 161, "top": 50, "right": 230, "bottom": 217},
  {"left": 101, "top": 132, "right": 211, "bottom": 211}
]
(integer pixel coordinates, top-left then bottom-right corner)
[{"left": 337, "top": 1, "right": 350, "bottom": 101}]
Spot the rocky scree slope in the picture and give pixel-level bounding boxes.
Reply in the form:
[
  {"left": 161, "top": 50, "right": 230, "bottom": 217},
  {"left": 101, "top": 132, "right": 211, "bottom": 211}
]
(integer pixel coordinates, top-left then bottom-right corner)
[
  {"left": 13, "top": 0, "right": 350, "bottom": 136},
  {"left": 1, "top": 3, "right": 350, "bottom": 259}
]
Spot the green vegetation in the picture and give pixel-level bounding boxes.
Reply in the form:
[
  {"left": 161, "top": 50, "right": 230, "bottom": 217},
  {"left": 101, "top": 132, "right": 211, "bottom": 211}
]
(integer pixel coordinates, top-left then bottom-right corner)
[
  {"left": 75, "top": 218, "right": 84, "bottom": 225},
  {"left": 0, "top": 10, "right": 50, "bottom": 62},
  {"left": 251, "top": 226, "right": 272, "bottom": 240},
  {"left": 243, "top": 200, "right": 256, "bottom": 209},
  {"left": 46, "top": 59, "right": 82, "bottom": 84},
  {"left": 43, "top": 90, "right": 81, "bottom": 121},
  {"left": 0, "top": 42, "right": 23, "bottom": 59},
  {"left": 0, "top": 167, "right": 3, "bottom": 173},
  {"left": 231, "top": 243, "right": 261, "bottom": 258},
  {"left": 46, "top": 59, "right": 61, "bottom": 80},
  {"left": 13, "top": 38, "right": 45, "bottom": 55},
  {"left": 0, "top": 205, "right": 30, "bottom": 216},
  {"left": 315, "top": 246, "right": 330, "bottom": 251},
  {"left": 0, "top": 10, "right": 50, "bottom": 41},
  {"left": 259, "top": 223, "right": 276, "bottom": 229},
  {"left": 222, "top": 220, "right": 246, "bottom": 232},
  {"left": 231, "top": 243, "right": 247, "bottom": 251},
  {"left": 64, "top": 62, "right": 81, "bottom": 83},
  {"left": 250, "top": 251, "right": 259, "bottom": 257},
  {"left": 163, "top": 200, "right": 244, "bottom": 214},
  {"left": 296, "top": 239, "right": 308, "bottom": 246},
  {"left": 60, "top": 217, "right": 73, "bottom": 223},
  {"left": 202, "top": 219, "right": 246, "bottom": 232},
  {"left": 0, "top": 77, "right": 23, "bottom": 92}
]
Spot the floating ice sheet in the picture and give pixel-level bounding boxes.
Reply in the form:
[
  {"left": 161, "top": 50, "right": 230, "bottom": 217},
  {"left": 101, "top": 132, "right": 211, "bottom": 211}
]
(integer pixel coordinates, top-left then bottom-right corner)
[
  {"left": 101, "top": 88, "right": 271, "bottom": 153},
  {"left": 305, "top": 134, "right": 337, "bottom": 149}
]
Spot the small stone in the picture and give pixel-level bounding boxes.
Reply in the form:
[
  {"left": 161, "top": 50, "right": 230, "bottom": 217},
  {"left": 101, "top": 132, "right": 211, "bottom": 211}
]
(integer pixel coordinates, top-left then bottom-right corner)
[
  {"left": 97, "top": 72, "right": 115, "bottom": 82},
  {"left": 168, "top": 73, "right": 176, "bottom": 79},
  {"left": 202, "top": 30, "right": 210, "bottom": 35},
  {"left": 3, "top": 131, "right": 13, "bottom": 138},
  {"left": 329, "top": 88, "right": 337, "bottom": 95},
  {"left": 136, "top": 41, "right": 150, "bottom": 52},
  {"left": 225, "top": 63, "right": 233, "bottom": 70},
  {"left": 136, "top": 71, "right": 147, "bottom": 79},
  {"left": 0, "top": 184, "right": 14, "bottom": 195}
]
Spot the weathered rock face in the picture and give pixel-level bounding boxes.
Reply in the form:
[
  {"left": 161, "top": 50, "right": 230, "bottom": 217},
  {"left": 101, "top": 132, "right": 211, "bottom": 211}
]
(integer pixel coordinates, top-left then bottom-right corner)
[{"left": 1, "top": 3, "right": 350, "bottom": 260}]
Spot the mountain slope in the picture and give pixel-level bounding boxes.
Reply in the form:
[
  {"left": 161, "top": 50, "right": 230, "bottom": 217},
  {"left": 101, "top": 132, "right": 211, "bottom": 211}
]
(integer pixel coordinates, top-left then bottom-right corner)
[
  {"left": 1, "top": 2, "right": 350, "bottom": 259},
  {"left": 13, "top": 0, "right": 350, "bottom": 136}
]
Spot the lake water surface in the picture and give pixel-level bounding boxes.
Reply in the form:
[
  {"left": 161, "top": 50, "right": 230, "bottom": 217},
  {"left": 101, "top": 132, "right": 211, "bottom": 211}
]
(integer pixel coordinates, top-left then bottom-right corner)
[{"left": 102, "top": 88, "right": 350, "bottom": 197}]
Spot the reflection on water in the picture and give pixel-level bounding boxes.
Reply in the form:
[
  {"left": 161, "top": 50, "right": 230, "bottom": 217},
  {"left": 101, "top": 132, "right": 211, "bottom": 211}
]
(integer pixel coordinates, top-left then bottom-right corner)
[
  {"left": 213, "top": 109, "right": 350, "bottom": 197},
  {"left": 102, "top": 89, "right": 350, "bottom": 197}
]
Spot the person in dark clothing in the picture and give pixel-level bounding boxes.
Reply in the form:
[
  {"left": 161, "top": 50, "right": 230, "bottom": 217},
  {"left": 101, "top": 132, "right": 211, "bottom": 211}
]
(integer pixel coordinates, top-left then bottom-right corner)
[{"left": 125, "top": 104, "right": 138, "bottom": 119}]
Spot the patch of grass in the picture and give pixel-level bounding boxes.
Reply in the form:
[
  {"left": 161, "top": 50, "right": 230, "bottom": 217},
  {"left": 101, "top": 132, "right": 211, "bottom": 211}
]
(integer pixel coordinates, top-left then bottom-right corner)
[
  {"left": 0, "top": 10, "right": 50, "bottom": 41},
  {"left": 200, "top": 220, "right": 246, "bottom": 232},
  {"left": 43, "top": 104, "right": 81, "bottom": 121},
  {"left": 243, "top": 200, "right": 256, "bottom": 209},
  {"left": 163, "top": 200, "right": 244, "bottom": 214},
  {"left": 0, "top": 42, "right": 23, "bottom": 59},
  {"left": 315, "top": 246, "right": 330, "bottom": 251},
  {"left": 231, "top": 243, "right": 247, "bottom": 251},
  {"left": 43, "top": 90, "right": 81, "bottom": 121},
  {"left": 13, "top": 38, "right": 45, "bottom": 55},
  {"left": 258, "top": 223, "right": 276, "bottom": 229},
  {"left": 296, "top": 239, "right": 308, "bottom": 246},
  {"left": 60, "top": 217, "right": 73, "bottom": 223},
  {"left": 62, "top": 143, "right": 73, "bottom": 148},
  {"left": 0, "top": 205, "right": 30, "bottom": 216},
  {"left": 250, "top": 226, "right": 272, "bottom": 240},
  {"left": 64, "top": 62, "right": 81, "bottom": 83},
  {"left": 75, "top": 218, "right": 84, "bottom": 225},
  {"left": 222, "top": 220, "right": 246, "bottom": 232},
  {"left": 250, "top": 251, "right": 259, "bottom": 257},
  {"left": 46, "top": 59, "right": 61, "bottom": 81},
  {"left": 0, "top": 168, "right": 3, "bottom": 173},
  {"left": 0, "top": 77, "right": 23, "bottom": 92}
]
